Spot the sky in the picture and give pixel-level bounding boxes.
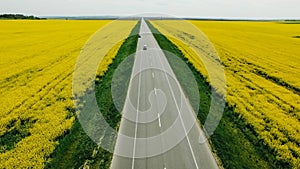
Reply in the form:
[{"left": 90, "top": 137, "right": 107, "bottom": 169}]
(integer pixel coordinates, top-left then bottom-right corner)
[{"left": 1, "top": 0, "right": 300, "bottom": 19}]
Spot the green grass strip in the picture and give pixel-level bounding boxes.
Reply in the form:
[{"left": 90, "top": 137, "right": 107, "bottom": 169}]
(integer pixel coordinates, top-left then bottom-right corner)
[
  {"left": 46, "top": 20, "right": 141, "bottom": 169},
  {"left": 146, "top": 20, "right": 281, "bottom": 169}
]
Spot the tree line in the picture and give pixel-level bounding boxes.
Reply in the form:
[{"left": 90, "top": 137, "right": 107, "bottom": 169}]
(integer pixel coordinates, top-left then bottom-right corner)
[{"left": 0, "top": 14, "right": 45, "bottom": 20}]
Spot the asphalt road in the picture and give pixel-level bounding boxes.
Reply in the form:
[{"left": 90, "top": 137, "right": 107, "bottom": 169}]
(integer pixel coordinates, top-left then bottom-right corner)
[{"left": 110, "top": 19, "right": 219, "bottom": 169}]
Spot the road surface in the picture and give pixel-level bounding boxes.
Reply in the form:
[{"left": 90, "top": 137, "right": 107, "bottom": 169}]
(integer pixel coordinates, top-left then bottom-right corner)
[{"left": 110, "top": 19, "right": 219, "bottom": 169}]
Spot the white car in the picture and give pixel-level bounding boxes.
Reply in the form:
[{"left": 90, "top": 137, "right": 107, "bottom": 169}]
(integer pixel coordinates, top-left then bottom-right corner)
[{"left": 143, "top": 45, "right": 147, "bottom": 50}]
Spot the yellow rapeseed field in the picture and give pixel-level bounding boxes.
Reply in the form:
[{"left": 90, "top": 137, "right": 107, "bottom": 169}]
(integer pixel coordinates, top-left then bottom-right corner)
[
  {"left": 0, "top": 20, "right": 136, "bottom": 168},
  {"left": 151, "top": 20, "right": 300, "bottom": 168}
]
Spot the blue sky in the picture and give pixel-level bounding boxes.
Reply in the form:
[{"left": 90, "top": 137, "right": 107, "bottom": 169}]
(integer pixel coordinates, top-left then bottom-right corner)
[{"left": 1, "top": 0, "right": 300, "bottom": 19}]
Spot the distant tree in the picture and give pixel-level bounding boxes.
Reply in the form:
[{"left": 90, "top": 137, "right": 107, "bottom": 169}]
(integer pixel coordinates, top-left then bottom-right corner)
[{"left": 0, "top": 14, "right": 45, "bottom": 20}]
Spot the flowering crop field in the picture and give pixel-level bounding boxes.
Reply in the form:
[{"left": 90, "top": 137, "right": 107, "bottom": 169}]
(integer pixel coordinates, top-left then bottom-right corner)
[
  {"left": 1, "top": 19, "right": 299, "bottom": 168},
  {"left": 0, "top": 20, "right": 136, "bottom": 168},
  {"left": 151, "top": 20, "right": 300, "bottom": 168}
]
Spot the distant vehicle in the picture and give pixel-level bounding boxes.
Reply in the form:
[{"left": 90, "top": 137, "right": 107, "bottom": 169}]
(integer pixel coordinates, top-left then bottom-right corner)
[{"left": 143, "top": 45, "right": 147, "bottom": 50}]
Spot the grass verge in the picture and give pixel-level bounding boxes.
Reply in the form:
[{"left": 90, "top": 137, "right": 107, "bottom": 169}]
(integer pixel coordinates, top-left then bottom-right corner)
[
  {"left": 146, "top": 20, "right": 280, "bottom": 169},
  {"left": 45, "top": 20, "right": 140, "bottom": 169}
]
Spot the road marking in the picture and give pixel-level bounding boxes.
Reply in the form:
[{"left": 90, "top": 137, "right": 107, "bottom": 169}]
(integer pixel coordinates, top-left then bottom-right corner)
[
  {"left": 152, "top": 72, "right": 155, "bottom": 79},
  {"left": 132, "top": 48, "right": 143, "bottom": 169},
  {"left": 156, "top": 49, "right": 200, "bottom": 169},
  {"left": 158, "top": 113, "right": 161, "bottom": 128},
  {"left": 154, "top": 88, "right": 157, "bottom": 95}
]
